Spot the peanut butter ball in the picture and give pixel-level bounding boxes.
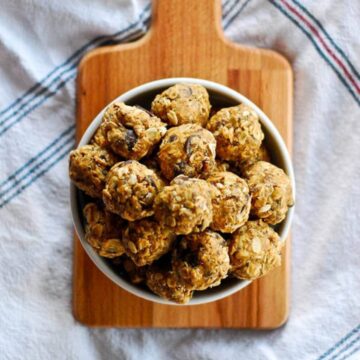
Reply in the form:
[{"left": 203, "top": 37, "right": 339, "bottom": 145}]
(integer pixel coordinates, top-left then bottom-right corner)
[
  {"left": 172, "top": 230, "right": 230, "bottom": 290},
  {"left": 146, "top": 267, "right": 193, "bottom": 304},
  {"left": 103, "top": 102, "right": 167, "bottom": 160},
  {"left": 69, "top": 144, "right": 118, "bottom": 198},
  {"left": 207, "top": 171, "right": 251, "bottom": 233},
  {"left": 244, "top": 161, "right": 294, "bottom": 224},
  {"left": 207, "top": 104, "right": 264, "bottom": 162},
  {"left": 151, "top": 83, "right": 211, "bottom": 126},
  {"left": 102, "top": 160, "right": 164, "bottom": 221},
  {"left": 154, "top": 176, "right": 213, "bottom": 235},
  {"left": 122, "top": 218, "right": 176, "bottom": 266},
  {"left": 229, "top": 220, "right": 282, "bottom": 280},
  {"left": 83, "top": 202, "right": 125, "bottom": 258},
  {"left": 158, "top": 124, "right": 216, "bottom": 180}
]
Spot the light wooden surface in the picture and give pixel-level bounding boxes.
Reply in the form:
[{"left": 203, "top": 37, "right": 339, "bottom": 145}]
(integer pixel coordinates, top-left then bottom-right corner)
[{"left": 73, "top": 0, "right": 293, "bottom": 328}]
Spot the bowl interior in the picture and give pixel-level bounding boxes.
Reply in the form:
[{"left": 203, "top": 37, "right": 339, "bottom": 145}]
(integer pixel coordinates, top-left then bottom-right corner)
[{"left": 72, "top": 78, "right": 294, "bottom": 306}]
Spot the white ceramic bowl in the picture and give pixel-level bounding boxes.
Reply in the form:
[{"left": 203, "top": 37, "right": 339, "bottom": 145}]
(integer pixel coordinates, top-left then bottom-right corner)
[{"left": 70, "top": 77, "right": 295, "bottom": 306}]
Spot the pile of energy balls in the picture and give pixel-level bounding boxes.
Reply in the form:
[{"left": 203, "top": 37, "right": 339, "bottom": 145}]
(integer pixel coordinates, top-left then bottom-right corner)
[{"left": 69, "top": 83, "right": 294, "bottom": 304}]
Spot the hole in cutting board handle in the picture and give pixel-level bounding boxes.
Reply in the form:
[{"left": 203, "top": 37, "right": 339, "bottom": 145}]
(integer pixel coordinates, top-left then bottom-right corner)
[{"left": 149, "top": 0, "right": 224, "bottom": 44}]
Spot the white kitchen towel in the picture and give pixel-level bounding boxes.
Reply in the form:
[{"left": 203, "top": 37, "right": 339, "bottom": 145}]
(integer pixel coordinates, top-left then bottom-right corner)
[{"left": 0, "top": 0, "right": 359, "bottom": 359}]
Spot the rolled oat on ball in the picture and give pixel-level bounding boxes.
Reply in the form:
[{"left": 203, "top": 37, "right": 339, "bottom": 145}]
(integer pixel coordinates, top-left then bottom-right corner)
[
  {"left": 158, "top": 124, "right": 216, "bottom": 180},
  {"left": 172, "top": 230, "right": 230, "bottom": 291},
  {"left": 244, "top": 161, "right": 294, "bottom": 225},
  {"left": 69, "top": 144, "right": 118, "bottom": 198},
  {"left": 122, "top": 218, "right": 176, "bottom": 267},
  {"left": 207, "top": 171, "right": 251, "bottom": 233},
  {"left": 229, "top": 220, "right": 283, "bottom": 280},
  {"left": 83, "top": 202, "right": 125, "bottom": 258},
  {"left": 151, "top": 83, "right": 211, "bottom": 127},
  {"left": 154, "top": 176, "right": 213, "bottom": 235},
  {"left": 102, "top": 102, "right": 167, "bottom": 160},
  {"left": 146, "top": 266, "right": 194, "bottom": 304},
  {"left": 102, "top": 160, "right": 164, "bottom": 221},
  {"left": 207, "top": 104, "right": 264, "bottom": 163}
]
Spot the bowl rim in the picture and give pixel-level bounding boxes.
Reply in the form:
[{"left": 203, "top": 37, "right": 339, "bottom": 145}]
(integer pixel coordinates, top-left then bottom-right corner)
[{"left": 70, "top": 77, "right": 295, "bottom": 306}]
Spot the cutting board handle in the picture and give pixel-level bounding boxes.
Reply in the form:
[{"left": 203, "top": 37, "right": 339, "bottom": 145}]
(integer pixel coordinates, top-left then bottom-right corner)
[{"left": 150, "top": 0, "right": 223, "bottom": 43}]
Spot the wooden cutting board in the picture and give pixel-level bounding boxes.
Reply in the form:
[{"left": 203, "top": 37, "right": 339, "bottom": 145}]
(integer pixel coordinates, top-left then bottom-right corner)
[{"left": 73, "top": 0, "right": 292, "bottom": 328}]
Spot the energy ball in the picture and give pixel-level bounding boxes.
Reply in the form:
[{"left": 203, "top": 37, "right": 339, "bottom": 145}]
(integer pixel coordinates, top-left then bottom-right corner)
[
  {"left": 207, "top": 104, "right": 264, "bottom": 162},
  {"left": 151, "top": 83, "right": 211, "bottom": 126},
  {"left": 154, "top": 176, "right": 213, "bottom": 235},
  {"left": 102, "top": 160, "right": 164, "bottom": 221},
  {"left": 122, "top": 218, "right": 176, "bottom": 266},
  {"left": 122, "top": 258, "right": 147, "bottom": 284},
  {"left": 244, "top": 161, "right": 294, "bottom": 225},
  {"left": 229, "top": 220, "right": 282, "bottom": 280},
  {"left": 69, "top": 144, "right": 118, "bottom": 198},
  {"left": 172, "top": 230, "right": 230, "bottom": 291},
  {"left": 102, "top": 102, "right": 167, "bottom": 160},
  {"left": 158, "top": 124, "right": 216, "bottom": 180},
  {"left": 146, "top": 267, "right": 193, "bottom": 304},
  {"left": 207, "top": 171, "right": 251, "bottom": 233},
  {"left": 83, "top": 202, "right": 125, "bottom": 258}
]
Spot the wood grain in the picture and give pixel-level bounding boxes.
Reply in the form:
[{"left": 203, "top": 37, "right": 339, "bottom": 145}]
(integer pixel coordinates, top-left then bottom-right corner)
[{"left": 73, "top": 0, "right": 293, "bottom": 328}]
